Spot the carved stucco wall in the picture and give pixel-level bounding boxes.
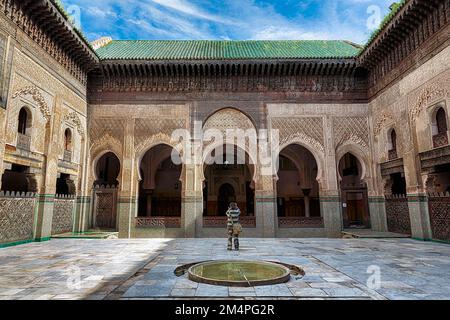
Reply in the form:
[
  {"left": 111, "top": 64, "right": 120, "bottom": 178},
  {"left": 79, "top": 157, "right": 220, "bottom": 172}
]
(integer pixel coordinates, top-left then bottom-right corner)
[
  {"left": 58, "top": 108, "right": 86, "bottom": 165},
  {"left": 5, "top": 46, "right": 87, "bottom": 159},
  {"left": 272, "top": 117, "right": 324, "bottom": 153},
  {"left": 88, "top": 104, "right": 189, "bottom": 172},
  {"left": 203, "top": 108, "right": 256, "bottom": 134},
  {"left": 333, "top": 117, "right": 369, "bottom": 152},
  {"left": 370, "top": 44, "right": 450, "bottom": 195},
  {"left": 89, "top": 117, "right": 125, "bottom": 162}
]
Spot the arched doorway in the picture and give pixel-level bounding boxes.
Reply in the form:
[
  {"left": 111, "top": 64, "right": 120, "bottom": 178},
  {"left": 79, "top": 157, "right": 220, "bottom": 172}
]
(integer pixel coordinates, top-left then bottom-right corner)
[
  {"left": 338, "top": 153, "right": 370, "bottom": 228},
  {"left": 203, "top": 144, "right": 255, "bottom": 227},
  {"left": 277, "top": 144, "right": 321, "bottom": 228},
  {"left": 92, "top": 152, "right": 120, "bottom": 230},
  {"left": 138, "top": 144, "right": 182, "bottom": 218}
]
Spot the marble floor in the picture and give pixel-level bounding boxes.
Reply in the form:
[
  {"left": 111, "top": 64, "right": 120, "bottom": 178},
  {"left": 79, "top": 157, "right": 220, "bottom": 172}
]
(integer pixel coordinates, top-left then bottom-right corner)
[{"left": 0, "top": 238, "right": 449, "bottom": 300}]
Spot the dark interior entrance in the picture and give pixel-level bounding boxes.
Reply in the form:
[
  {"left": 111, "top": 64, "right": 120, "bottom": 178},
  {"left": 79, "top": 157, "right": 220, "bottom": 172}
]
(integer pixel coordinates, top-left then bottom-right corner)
[
  {"left": 345, "top": 191, "right": 368, "bottom": 227},
  {"left": 218, "top": 183, "right": 236, "bottom": 216},
  {"left": 339, "top": 153, "right": 371, "bottom": 229}
]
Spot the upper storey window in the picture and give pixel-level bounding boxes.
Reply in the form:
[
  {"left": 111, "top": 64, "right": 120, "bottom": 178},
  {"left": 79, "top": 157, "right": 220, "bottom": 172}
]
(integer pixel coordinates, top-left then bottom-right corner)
[
  {"left": 63, "top": 128, "right": 73, "bottom": 162},
  {"left": 17, "top": 107, "right": 32, "bottom": 150},
  {"left": 432, "top": 107, "right": 449, "bottom": 148},
  {"left": 64, "top": 128, "right": 72, "bottom": 151},
  {"left": 388, "top": 129, "right": 398, "bottom": 161}
]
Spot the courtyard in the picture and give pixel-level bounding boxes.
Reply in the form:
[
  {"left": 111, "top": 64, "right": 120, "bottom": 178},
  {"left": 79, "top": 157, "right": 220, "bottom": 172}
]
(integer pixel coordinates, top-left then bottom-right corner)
[{"left": 0, "top": 238, "right": 449, "bottom": 300}]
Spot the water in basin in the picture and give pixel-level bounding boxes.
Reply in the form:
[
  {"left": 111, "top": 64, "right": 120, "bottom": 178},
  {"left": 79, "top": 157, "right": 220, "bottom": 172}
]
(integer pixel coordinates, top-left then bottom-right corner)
[{"left": 188, "top": 260, "right": 292, "bottom": 286}]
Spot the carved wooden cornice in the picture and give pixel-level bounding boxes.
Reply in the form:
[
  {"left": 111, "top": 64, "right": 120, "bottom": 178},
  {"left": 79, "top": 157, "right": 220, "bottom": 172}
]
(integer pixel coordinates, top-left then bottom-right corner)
[
  {"left": 1, "top": 0, "right": 98, "bottom": 85},
  {"left": 87, "top": 59, "right": 367, "bottom": 98},
  {"left": 380, "top": 158, "right": 405, "bottom": 177},
  {"left": 420, "top": 145, "right": 450, "bottom": 172},
  {"left": 360, "top": 0, "right": 450, "bottom": 95}
]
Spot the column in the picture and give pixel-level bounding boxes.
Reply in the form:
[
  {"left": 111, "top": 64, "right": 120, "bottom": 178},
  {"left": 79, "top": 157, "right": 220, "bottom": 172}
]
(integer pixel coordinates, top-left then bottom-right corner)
[
  {"left": 0, "top": 106, "right": 7, "bottom": 190},
  {"left": 302, "top": 188, "right": 311, "bottom": 218},
  {"left": 74, "top": 135, "right": 91, "bottom": 233},
  {"left": 117, "top": 118, "right": 136, "bottom": 238},
  {"left": 367, "top": 171, "right": 388, "bottom": 232},
  {"left": 321, "top": 116, "right": 342, "bottom": 237},
  {"left": 181, "top": 164, "right": 203, "bottom": 238},
  {"left": 255, "top": 175, "right": 277, "bottom": 238},
  {"left": 402, "top": 120, "right": 432, "bottom": 239},
  {"left": 34, "top": 99, "right": 61, "bottom": 241},
  {"left": 181, "top": 130, "right": 204, "bottom": 238}
]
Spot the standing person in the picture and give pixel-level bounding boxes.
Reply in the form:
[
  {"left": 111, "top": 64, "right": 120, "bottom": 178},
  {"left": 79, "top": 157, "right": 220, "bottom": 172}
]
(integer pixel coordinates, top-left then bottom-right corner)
[{"left": 226, "top": 202, "right": 241, "bottom": 251}]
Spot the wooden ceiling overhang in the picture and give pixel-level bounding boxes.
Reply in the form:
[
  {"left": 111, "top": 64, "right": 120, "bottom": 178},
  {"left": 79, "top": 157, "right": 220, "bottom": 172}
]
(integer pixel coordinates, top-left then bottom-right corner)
[
  {"left": 359, "top": 0, "right": 449, "bottom": 73},
  {"left": 2, "top": 0, "right": 98, "bottom": 73},
  {"left": 97, "top": 58, "right": 360, "bottom": 79}
]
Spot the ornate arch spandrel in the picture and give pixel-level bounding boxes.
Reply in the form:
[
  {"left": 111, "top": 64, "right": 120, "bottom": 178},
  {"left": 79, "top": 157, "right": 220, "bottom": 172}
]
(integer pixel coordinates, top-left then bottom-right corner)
[
  {"left": 134, "top": 133, "right": 177, "bottom": 163},
  {"left": 374, "top": 110, "right": 393, "bottom": 136},
  {"left": 64, "top": 111, "right": 85, "bottom": 138},
  {"left": 333, "top": 117, "right": 369, "bottom": 151},
  {"left": 410, "top": 84, "right": 449, "bottom": 122},
  {"left": 203, "top": 107, "right": 257, "bottom": 132},
  {"left": 90, "top": 135, "right": 124, "bottom": 167},
  {"left": 272, "top": 117, "right": 324, "bottom": 153},
  {"left": 12, "top": 86, "right": 51, "bottom": 121}
]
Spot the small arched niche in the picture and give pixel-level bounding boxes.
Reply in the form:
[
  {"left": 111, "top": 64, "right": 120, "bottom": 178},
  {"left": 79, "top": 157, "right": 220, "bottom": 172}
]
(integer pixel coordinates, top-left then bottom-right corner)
[
  {"left": 16, "top": 107, "right": 32, "bottom": 150},
  {"left": 431, "top": 106, "right": 449, "bottom": 148},
  {"left": 387, "top": 128, "right": 398, "bottom": 160}
]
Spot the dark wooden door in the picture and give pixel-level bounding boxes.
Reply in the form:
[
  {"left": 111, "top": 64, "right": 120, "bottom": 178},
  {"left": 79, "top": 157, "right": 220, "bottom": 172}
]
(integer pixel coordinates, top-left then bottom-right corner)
[
  {"left": 93, "top": 187, "right": 118, "bottom": 230},
  {"left": 343, "top": 191, "right": 370, "bottom": 228}
]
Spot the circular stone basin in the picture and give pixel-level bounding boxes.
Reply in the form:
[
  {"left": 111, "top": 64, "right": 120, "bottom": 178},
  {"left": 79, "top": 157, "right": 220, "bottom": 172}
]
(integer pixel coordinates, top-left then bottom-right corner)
[{"left": 188, "top": 260, "right": 291, "bottom": 287}]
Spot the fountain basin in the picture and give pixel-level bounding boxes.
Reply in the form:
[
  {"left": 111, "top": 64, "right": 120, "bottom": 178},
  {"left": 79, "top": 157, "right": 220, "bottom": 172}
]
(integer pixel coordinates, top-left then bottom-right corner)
[{"left": 187, "top": 260, "right": 291, "bottom": 287}]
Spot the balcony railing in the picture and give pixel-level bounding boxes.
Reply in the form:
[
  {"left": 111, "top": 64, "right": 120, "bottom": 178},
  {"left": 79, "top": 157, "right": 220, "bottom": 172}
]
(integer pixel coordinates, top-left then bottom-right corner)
[
  {"left": 203, "top": 216, "right": 256, "bottom": 228},
  {"left": 278, "top": 217, "right": 324, "bottom": 228},
  {"left": 388, "top": 149, "right": 398, "bottom": 161},
  {"left": 63, "top": 150, "right": 72, "bottom": 162},
  {"left": 433, "top": 132, "right": 449, "bottom": 149},
  {"left": 17, "top": 133, "right": 31, "bottom": 151},
  {"left": 135, "top": 216, "right": 181, "bottom": 228}
]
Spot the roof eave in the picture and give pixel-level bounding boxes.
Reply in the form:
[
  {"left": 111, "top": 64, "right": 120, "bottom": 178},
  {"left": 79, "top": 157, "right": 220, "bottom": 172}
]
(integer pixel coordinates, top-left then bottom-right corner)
[
  {"left": 358, "top": 0, "right": 411, "bottom": 62},
  {"left": 48, "top": 0, "right": 99, "bottom": 64},
  {"left": 98, "top": 57, "right": 359, "bottom": 64}
]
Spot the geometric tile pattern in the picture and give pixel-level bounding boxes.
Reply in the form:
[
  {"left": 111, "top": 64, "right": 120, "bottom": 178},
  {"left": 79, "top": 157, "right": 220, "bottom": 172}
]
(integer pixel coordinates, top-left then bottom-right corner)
[
  {"left": 0, "top": 196, "right": 35, "bottom": 243},
  {"left": 51, "top": 198, "right": 74, "bottom": 235},
  {"left": 428, "top": 196, "right": 450, "bottom": 242}
]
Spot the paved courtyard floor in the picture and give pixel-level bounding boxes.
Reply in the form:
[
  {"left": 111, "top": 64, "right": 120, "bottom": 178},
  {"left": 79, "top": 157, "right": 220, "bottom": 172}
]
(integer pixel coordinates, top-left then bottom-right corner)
[{"left": 0, "top": 238, "right": 449, "bottom": 300}]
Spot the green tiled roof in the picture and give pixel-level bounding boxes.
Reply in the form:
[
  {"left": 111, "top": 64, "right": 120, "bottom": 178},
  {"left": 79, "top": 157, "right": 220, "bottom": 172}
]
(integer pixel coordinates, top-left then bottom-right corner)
[{"left": 96, "top": 40, "right": 361, "bottom": 61}]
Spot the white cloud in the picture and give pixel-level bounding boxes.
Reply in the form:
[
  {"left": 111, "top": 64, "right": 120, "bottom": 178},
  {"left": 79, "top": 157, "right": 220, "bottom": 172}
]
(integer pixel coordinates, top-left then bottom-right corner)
[
  {"left": 64, "top": 0, "right": 397, "bottom": 43},
  {"left": 251, "top": 26, "right": 331, "bottom": 41},
  {"left": 150, "top": 0, "right": 235, "bottom": 24}
]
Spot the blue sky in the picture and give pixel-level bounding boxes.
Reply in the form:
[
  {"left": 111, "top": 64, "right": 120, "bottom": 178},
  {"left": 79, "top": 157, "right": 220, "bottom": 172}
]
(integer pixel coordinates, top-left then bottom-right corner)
[{"left": 61, "top": 0, "right": 398, "bottom": 45}]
